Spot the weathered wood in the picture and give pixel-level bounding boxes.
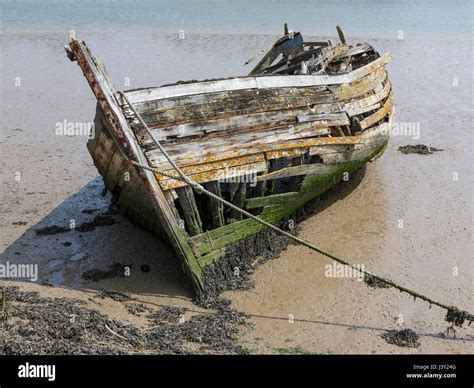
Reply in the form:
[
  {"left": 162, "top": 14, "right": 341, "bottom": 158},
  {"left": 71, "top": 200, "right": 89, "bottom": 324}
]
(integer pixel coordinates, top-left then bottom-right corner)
[
  {"left": 146, "top": 107, "right": 343, "bottom": 140},
  {"left": 123, "top": 52, "right": 392, "bottom": 104},
  {"left": 288, "top": 156, "right": 304, "bottom": 192},
  {"left": 70, "top": 39, "right": 205, "bottom": 293},
  {"left": 176, "top": 186, "right": 203, "bottom": 236},
  {"left": 155, "top": 154, "right": 265, "bottom": 181},
  {"left": 164, "top": 190, "right": 181, "bottom": 221},
  {"left": 133, "top": 69, "right": 386, "bottom": 131},
  {"left": 228, "top": 182, "right": 247, "bottom": 222},
  {"left": 245, "top": 192, "right": 299, "bottom": 209},
  {"left": 146, "top": 126, "right": 362, "bottom": 170},
  {"left": 359, "top": 92, "right": 393, "bottom": 130},
  {"left": 69, "top": 31, "right": 394, "bottom": 294},
  {"left": 158, "top": 161, "right": 267, "bottom": 190},
  {"left": 203, "top": 181, "right": 225, "bottom": 228},
  {"left": 336, "top": 25, "right": 347, "bottom": 44},
  {"left": 297, "top": 112, "right": 348, "bottom": 124}
]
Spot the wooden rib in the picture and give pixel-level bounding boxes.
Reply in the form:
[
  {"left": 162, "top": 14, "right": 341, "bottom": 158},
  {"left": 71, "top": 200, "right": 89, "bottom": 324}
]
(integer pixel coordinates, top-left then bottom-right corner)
[
  {"left": 176, "top": 186, "right": 203, "bottom": 235},
  {"left": 359, "top": 92, "right": 394, "bottom": 130},
  {"left": 228, "top": 182, "right": 246, "bottom": 222},
  {"left": 203, "top": 181, "right": 225, "bottom": 228}
]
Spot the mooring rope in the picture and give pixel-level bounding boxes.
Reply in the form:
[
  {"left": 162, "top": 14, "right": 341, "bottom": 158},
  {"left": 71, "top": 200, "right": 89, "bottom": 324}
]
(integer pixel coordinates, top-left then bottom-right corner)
[{"left": 117, "top": 91, "right": 473, "bottom": 324}]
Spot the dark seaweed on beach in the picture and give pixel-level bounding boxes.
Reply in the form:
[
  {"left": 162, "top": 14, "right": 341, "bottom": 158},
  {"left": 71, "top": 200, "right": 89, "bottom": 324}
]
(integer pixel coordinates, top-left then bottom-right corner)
[
  {"left": 35, "top": 214, "right": 116, "bottom": 236},
  {"left": 0, "top": 286, "right": 248, "bottom": 355},
  {"left": 381, "top": 329, "right": 420, "bottom": 348},
  {"left": 82, "top": 262, "right": 129, "bottom": 282},
  {"left": 75, "top": 214, "right": 116, "bottom": 232},
  {"left": 126, "top": 303, "right": 150, "bottom": 316},
  {"left": 364, "top": 274, "right": 390, "bottom": 288},
  {"left": 398, "top": 144, "right": 443, "bottom": 155},
  {"left": 95, "top": 290, "right": 132, "bottom": 302},
  {"left": 445, "top": 307, "right": 473, "bottom": 327},
  {"left": 35, "top": 225, "right": 70, "bottom": 236},
  {"left": 179, "top": 305, "right": 248, "bottom": 354}
]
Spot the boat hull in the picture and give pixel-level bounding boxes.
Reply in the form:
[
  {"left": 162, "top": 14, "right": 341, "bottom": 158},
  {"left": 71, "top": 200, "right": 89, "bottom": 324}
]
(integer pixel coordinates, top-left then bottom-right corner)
[
  {"left": 67, "top": 32, "right": 394, "bottom": 297},
  {"left": 88, "top": 104, "right": 390, "bottom": 297}
]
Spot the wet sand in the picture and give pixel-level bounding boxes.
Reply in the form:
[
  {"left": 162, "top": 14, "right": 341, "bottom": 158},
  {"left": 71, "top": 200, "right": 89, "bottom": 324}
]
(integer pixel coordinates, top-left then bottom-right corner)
[{"left": 0, "top": 30, "right": 472, "bottom": 354}]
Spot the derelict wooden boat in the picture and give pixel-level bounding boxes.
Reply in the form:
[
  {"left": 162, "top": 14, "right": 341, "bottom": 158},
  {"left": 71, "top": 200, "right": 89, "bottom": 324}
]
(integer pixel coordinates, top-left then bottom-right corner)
[{"left": 66, "top": 26, "right": 394, "bottom": 297}]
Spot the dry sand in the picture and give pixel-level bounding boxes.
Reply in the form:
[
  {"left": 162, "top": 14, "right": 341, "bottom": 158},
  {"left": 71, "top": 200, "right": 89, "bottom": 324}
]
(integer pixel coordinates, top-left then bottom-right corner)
[{"left": 0, "top": 30, "right": 472, "bottom": 354}]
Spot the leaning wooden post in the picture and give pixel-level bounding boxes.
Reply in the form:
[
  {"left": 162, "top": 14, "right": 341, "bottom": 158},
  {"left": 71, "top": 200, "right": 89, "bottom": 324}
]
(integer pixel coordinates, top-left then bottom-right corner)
[
  {"left": 204, "top": 181, "right": 225, "bottom": 228},
  {"left": 228, "top": 182, "right": 247, "bottom": 222},
  {"left": 336, "top": 25, "right": 346, "bottom": 44},
  {"left": 288, "top": 156, "right": 304, "bottom": 192},
  {"left": 176, "top": 186, "right": 203, "bottom": 236}
]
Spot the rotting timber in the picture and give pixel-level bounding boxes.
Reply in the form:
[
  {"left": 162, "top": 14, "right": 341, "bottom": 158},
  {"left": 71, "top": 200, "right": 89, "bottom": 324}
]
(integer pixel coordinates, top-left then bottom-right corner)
[{"left": 66, "top": 26, "right": 394, "bottom": 297}]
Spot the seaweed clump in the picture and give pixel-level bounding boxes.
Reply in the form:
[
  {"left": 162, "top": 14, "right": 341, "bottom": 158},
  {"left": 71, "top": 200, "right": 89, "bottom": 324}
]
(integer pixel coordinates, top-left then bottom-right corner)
[
  {"left": 82, "top": 262, "right": 129, "bottom": 282},
  {"left": 0, "top": 286, "right": 248, "bottom": 355},
  {"left": 381, "top": 329, "right": 420, "bottom": 348},
  {"left": 445, "top": 307, "right": 473, "bottom": 327},
  {"left": 364, "top": 274, "right": 390, "bottom": 289},
  {"left": 196, "top": 219, "right": 296, "bottom": 307},
  {"left": 398, "top": 145, "right": 443, "bottom": 155}
]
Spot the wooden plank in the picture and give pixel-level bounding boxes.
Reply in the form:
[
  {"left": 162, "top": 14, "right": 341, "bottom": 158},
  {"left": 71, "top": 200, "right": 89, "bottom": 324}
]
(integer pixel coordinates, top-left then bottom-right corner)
[
  {"left": 176, "top": 186, "right": 203, "bottom": 236},
  {"left": 146, "top": 123, "right": 334, "bottom": 169},
  {"left": 155, "top": 154, "right": 265, "bottom": 179},
  {"left": 130, "top": 69, "right": 386, "bottom": 138},
  {"left": 359, "top": 92, "right": 394, "bottom": 130},
  {"left": 256, "top": 162, "right": 335, "bottom": 181},
  {"left": 158, "top": 161, "right": 267, "bottom": 190},
  {"left": 149, "top": 135, "right": 363, "bottom": 178},
  {"left": 203, "top": 181, "right": 225, "bottom": 228},
  {"left": 123, "top": 52, "right": 392, "bottom": 104},
  {"left": 266, "top": 148, "right": 307, "bottom": 159},
  {"left": 245, "top": 192, "right": 299, "bottom": 209},
  {"left": 164, "top": 190, "right": 181, "bottom": 221},
  {"left": 145, "top": 108, "right": 348, "bottom": 141},
  {"left": 297, "top": 112, "right": 348, "bottom": 124},
  {"left": 228, "top": 182, "right": 246, "bottom": 222}
]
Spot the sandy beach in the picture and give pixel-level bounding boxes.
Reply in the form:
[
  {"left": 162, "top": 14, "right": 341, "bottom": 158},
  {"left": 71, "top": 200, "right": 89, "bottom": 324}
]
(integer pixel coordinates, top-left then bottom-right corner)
[{"left": 1, "top": 24, "right": 472, "bottom": 354}]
